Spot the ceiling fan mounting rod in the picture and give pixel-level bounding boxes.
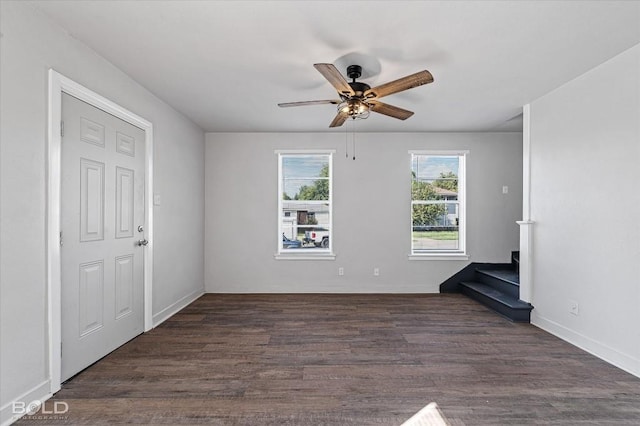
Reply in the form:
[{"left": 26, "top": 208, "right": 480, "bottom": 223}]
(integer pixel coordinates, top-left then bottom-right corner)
[
  {"left": 345, "top": 65, "right": 370, "bottom": 97},
  {"left": 346, "top": 64, "right": 362, "bottom": 82}
]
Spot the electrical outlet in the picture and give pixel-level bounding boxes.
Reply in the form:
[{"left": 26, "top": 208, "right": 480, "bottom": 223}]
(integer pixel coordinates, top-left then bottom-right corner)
[
  {"left": 502, "top": 186, "right": 509, "bottom": 194},
  {"left": 569, "top": 300, "right": 579, "bottom": 316},
  {"left": 338, "top": 267, "right": 344, "bottom": 276},
  {"left": 373, "top": 268, "right": 380, "bottom": 276}
]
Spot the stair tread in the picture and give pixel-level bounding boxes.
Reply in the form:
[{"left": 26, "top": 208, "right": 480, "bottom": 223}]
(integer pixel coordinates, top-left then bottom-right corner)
[
  {"left": 476, "top": 269, "right": 520, "bottom": 285},
  {"left": 460, "top": 281, "right": 532, "bottom": 310}
]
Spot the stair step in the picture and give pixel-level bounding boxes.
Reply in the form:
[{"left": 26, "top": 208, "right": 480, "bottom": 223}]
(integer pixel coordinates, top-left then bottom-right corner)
[
  {"left": 460, "top": 281, "right": 528, "bottom": 308},
  {"left": 476, "top": 269, "right": 519, "bottom": 285},
  {"left": 475, "top": 269, "right": 520, "bottom": 299},
  {"left": 459, "top": 281, "right": 533, "bottom": 322}
]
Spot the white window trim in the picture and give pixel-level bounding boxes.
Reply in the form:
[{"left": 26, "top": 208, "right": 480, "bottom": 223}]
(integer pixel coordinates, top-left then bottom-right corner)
[
  {"left": 275, "top": 150, "right": 336, "bottom": 260},
  {"left": 409, "top": 150, "right": 468, "bottom": 259},
  {"left": 274, "top": 254, "right": 337, "bottom": 261},
  {"left": 408, "top": 254, "right": 470, "bottom": 261}
]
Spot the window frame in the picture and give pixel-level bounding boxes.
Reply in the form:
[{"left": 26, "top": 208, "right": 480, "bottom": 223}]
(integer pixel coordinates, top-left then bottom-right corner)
[
  {"left": 275, "top": 150, "right": 335, "bottom": 260},
  {"left": 409, "top": 150, "right": 468, "bottom": 260}
]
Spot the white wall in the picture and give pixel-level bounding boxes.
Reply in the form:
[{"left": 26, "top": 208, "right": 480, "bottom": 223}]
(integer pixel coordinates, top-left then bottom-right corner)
[
  {"left": 205, "top": 132, "right": 522, "bottom": 293},
  {"left": 0, "top": 3, "right": 205, "bottom": 422},
  {"left": 529, "top": 43, "right": 640, "bottom": 376}
]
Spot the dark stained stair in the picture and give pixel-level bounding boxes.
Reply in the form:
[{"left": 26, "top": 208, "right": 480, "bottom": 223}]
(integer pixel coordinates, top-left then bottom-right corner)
[{"left": 440, "top": 251, "right": 533, "bottom": 322}]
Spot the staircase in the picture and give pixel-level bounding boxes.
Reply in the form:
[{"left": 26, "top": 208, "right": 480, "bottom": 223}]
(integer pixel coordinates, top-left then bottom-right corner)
[{"left": 441, "top": 252, "right": 533, "bottom": 322}]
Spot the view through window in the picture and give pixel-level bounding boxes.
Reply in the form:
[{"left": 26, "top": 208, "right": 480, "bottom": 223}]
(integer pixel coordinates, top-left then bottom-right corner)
[
  {"left": 411, "top": 152, "right": 466, "bottom": 255},
  {"left": 278, "top": 152, "right": 332, "bottom": 253}
]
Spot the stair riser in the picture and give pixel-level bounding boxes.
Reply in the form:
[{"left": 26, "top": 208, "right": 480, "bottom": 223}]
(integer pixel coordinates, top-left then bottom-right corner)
[
  {"left": 476, "top": 273, "right": 520, "bottom": 299},
  {"left": 461, "top": 286, "right": 531, "bottom": 323},
  {"left": 512, "top": 251, "right": 520, "bottom": 273}
]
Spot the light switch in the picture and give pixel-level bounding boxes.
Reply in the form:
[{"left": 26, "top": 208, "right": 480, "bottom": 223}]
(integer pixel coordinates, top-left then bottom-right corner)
[
  {"left": 502, "top": 186, "right": 509, "bottom": 194},
  {"left": 153, "top": 193, "right": 161, "bottom": 206}
]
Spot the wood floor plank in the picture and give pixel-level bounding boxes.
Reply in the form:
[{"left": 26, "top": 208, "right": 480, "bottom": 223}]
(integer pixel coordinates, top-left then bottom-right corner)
[{"left": 19, "top": 293, "right": 640, "bottom": 425}]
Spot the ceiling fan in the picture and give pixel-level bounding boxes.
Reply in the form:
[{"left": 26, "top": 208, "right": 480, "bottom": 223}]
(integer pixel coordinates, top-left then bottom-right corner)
[{"left": 278, "top": 63, "right": 434, "bottom": 127}]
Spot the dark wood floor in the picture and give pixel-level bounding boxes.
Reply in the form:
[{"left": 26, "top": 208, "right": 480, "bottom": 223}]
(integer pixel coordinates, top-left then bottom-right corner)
[{"left": 24, "top": 294, "right": 640, "bottom": 425}]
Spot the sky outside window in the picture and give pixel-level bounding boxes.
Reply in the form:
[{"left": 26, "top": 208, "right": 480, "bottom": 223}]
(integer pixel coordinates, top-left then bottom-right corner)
[
  {"left": 412, "top": 156, "right": 459, "bottom": 181},
  {"left": 282, "top": 155, "right": 329, "bottom": 199}
]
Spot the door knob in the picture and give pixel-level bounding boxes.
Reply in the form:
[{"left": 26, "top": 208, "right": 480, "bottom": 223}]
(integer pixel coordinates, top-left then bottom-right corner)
[{"left": 137, "top": 239, "right": 149, "bottom": 246}]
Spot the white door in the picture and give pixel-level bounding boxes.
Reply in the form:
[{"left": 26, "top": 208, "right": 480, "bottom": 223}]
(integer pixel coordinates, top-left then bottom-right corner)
[{"left": 61, "top": 93, "right": 145, "bottom": 381}]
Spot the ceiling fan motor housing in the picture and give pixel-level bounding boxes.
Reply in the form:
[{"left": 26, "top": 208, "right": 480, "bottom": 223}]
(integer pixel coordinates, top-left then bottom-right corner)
[
  {"left": 348, "top": 81, "right": 371, "bottom": 97},
  {"left": 345, "top": 65, "right": 370, "bottom": 97}
]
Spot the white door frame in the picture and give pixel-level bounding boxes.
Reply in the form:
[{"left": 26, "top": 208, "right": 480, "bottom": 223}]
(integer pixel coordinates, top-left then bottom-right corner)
[{"left": 47, "top": 69, "right": 154, "bottom": 394}]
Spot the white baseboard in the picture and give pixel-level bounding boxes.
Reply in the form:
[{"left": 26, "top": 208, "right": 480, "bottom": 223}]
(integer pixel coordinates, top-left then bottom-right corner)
[
  {"left": 532, "top": 312, "right": 640, "bottom": 378},
  {"left": 204, "top": 282, "right": 442, "bottom": 294},
  {"left": 152, "top": 288, "right": 204, "bottom": 327},
  {"left": 1, "top": 380, "right": 52, "bottom": 426}
]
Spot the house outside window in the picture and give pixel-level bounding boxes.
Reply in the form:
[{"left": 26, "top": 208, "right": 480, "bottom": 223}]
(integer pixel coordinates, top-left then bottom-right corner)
[
  {"left": 277, "top": 150, "right": 334, "bottom": 258},
  {"left": 410, "top": 151, "right": 467, "bottom": 257}
]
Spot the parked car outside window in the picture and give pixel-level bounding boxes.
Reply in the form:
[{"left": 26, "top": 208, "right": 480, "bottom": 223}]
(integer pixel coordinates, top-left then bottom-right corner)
[{"left": 282, "top": 233, "right": 302, "bottom": 249}]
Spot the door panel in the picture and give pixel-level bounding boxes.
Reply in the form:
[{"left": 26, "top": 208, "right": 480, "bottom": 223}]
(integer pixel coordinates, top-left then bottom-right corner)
[
  {"left": 115, "top": 255, "right": 134, "bottom": 319},
  {"left": 79, "top": 159, "right": 105, "bottom": 242},
  {"left": 80, "top": 117, "right": 105, "bottom": 147},
  {"left": 61, "top": 93, "right": 145, "bottom": 381},
  {"left": 78, "top": 260, "right": 104, "bottom": 336},
  {"left": 115, "top": 167, "right": 135, "bottom": 239}
]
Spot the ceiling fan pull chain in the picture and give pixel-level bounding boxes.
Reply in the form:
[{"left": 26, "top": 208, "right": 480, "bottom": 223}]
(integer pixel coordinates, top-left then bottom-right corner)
[
  {"left": 352, "top": 120, "right": 356, "bottom": 161},
  {"left": 345, "top": 120, "right": 349, "bottom": 158}
]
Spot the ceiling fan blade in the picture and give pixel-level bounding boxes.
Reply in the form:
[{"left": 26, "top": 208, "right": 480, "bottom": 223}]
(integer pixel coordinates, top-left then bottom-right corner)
[
  {"left": 278, "top": 100, "right": 340, "bottom": 107},
  {"left": 364, "top": 70, "right": 433, "bottom": 99},
  {"left": 368, "top": 100, "right": 414, "bottom": 120},
  {"left": 329, "top": 111, "right": 349, "bottom": 128},
  {"left": 314, "top": 63, "right": 355, "bottom": 96}
]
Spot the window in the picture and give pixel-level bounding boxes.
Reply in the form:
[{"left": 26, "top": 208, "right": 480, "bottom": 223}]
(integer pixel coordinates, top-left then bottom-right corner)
[
  {"left": 277, "top": 151, "right": 333, "bottom": 257},
  {"left": 410, "top": 151, "right": 467, "bottom": 256}
]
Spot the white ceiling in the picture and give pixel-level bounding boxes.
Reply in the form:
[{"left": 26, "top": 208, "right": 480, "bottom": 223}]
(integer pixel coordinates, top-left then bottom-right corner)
[{"left": 28, "top": 0, "right": 640, "bottom": 133}]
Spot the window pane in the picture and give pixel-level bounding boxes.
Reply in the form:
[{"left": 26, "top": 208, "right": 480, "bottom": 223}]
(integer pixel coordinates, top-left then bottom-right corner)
[
  {"left": 412, "top": 201, "right": 459, "bottom": 251},
  {"left": 411, "top": 153, "right": 464, "bottom": 254},
  {"left": 412, "top": 203, "right": 458, "bottom": 227},
  {"left": 282, "top": 156, "right": 329, "bottom": 178},
  {"left": 281, "top": 202, "right": 330, "bottom": 248},
  {"left": 282, "top": 202, "right": 330, "bottom": 227},
  {"left": 412, "top": 229, "right": 459, "bottom": 251},
  {"left": 412, "top": 155, "right": 459, "bottom": 182},
  {"left": 412, "top": 156, "right": 459, "bottom": 206},
  {"left": 412, "top": 179, "right": 452, "bottom": 201},
  {"left": 279, "top": 153, "right": 332, "bottom": 253},
  {"left": 282, "top": 178, "right": 329, "bottom": 201}
]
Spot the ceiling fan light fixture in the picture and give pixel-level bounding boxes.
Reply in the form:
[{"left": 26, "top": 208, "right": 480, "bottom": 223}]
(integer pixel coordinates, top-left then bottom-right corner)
[{"left": 338, "top": 99, "right": 370, "bottom": 119}]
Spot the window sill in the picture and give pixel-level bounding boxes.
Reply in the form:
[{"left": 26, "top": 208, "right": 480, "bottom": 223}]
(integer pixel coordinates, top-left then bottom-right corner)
[
  {"left": 408, "top": 253, "right": 469, "bottom": 261},
  {"left": 274, "top": 253, "right": 336, "bottom": 261}
]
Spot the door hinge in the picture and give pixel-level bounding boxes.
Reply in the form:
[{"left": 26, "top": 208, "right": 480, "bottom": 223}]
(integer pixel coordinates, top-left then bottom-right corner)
[
  {"left": 60, "top": 121, "right": 64, "bottom": 137},
  {"left": 59, "top": 231, "right": 63, "bottom": 247}
]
